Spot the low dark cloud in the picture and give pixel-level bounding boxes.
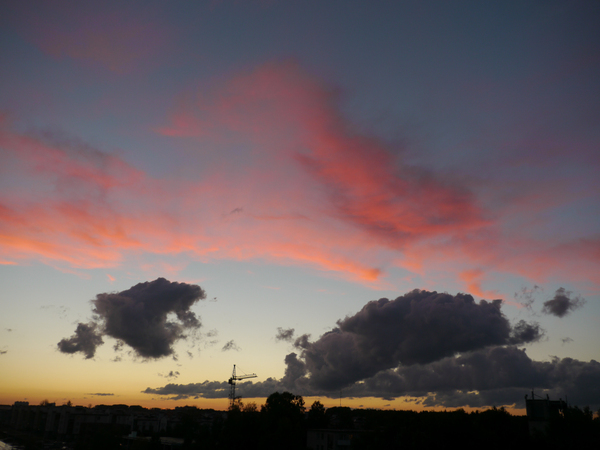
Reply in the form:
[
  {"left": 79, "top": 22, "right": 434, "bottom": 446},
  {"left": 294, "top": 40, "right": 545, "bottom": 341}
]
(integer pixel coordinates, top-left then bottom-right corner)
[
  {"left": 85, "top": 393, "right": 114, "bottom": 396},
  {"left": 142, "top": 347, "right": 600, "bottom": 409},
  {"left": 542, "top": 287, "right": 585, "bottom": 318},
  {"left": 140, "top": 348, "right": 600, "bottom": 408},
  {"left": 275, "top": 327, "right": 295, "bottom": 342},
  {"left": 561, "top": 337, "right": 574, "bottom": 345},
  {"left": 143, "top": 378, "right": 284, "bottom": 401},
  {"left": 350, "top": 346, "right": 542, "bottom": 399},
  {"left": 0, "top": 350, "right": 7, "bottom": 355},
  {"left": 58, "top": 278, "right": 206, "bottom": 359},
  {"left": 141, "top": 289, "right": 597, "bottom": 409},
  {"left": 222, "top": 340, "right": 240, "bottom": 352},
  {"left": 291, "top": 290, "right": 542, "bottom": 391},
  {"left": 57, "top": 322, "right": 103, "bottom": 359},
  {"left": 410, "top": 351, "right": 600, "bottom": 408}
]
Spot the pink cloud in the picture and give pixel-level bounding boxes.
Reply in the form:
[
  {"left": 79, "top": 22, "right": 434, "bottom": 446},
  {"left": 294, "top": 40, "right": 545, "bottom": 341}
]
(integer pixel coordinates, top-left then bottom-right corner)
[
  {"left": 0, "top": 260, "right": 18, "bottom": 266},
  {"left": 0, "top": 112, "right": 382, "bottom": 281},
  {"left": 1, "top": 60, "right": 598, "bottom": 295},
  {"left": 459, "top": 269, "right": 504, "bottom": 302},
  {"left": 159, "top": 61, "right": 489, "bottom": 247}
]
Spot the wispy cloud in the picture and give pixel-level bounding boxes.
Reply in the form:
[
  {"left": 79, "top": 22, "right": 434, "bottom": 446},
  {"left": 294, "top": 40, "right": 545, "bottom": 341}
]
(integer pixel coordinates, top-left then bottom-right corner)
[
  {"left": 275, "top": 327, "right": 295, "bottom": 342},
  {"left": 221, "top": 340, "right": 240, "bottom": 352},
  {"left": 1, "top": 60, "right": 599, "bottom": 292},
  {"left": 159, "top": 371, "right": 180, "bottom": 380}
]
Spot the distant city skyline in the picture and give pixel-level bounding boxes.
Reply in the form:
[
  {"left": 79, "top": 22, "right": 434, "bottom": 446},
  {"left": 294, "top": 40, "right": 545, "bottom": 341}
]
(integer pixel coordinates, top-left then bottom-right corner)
[{"left": 1, "top": 1, "right": 599, "bottom": 413}]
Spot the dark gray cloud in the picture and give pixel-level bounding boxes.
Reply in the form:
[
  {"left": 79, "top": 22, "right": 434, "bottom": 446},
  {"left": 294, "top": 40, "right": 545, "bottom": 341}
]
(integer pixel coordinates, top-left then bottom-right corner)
[
  {"left": 275, "top": 327, "right": 295, "bottom": 342},
  {"left": 221, "top": 340, "right": 240, "bottom": 352},
  {"left": 508, "top": 320, "right": 543, "bottom": 344},
  {"left": 141, "top": 289, "right": 597, "bottom": 408},
  {"left": 85, "top": 393, "right": 114, "bottom": 396},
  {"left": 58, "top": 278, "right": 206, "bottom": 359},
  {"left": 143, "top": 377, "right": 284, "bottom": 400},
  {"left": 542, "top": 287, "right": 585, "bottom": 317},
  {"left": 282, "top": 352, "right": 307, "bottom": 388},
  {"left": 143, "top": 381, "right": 230, "bottom": 399},
  {"left": 144, "top": 289, "right": 584, "bottom": 408},
  {"left": 561, "top": 337, "right": 574, "bottom": 345},
  {"left": 141, "top": 348, "right": 600, "bottom": 408},
  {"left": 0, "top": 350, "right": 7, "bottom": 355},
  {"left": 57, "top": 322, "right": 104, "bottom": 359},
  {"left": 419, "top": 352, "right": 600, "bottom": 408},
  {"left": 350, "top": 346, "right": 543, "bottom": 399},
  {"left": 290, "top": 290, "right": 542, "bottom": 391},
  {"left": 345, "top": 348, "right": 600, "bottom": 408}
]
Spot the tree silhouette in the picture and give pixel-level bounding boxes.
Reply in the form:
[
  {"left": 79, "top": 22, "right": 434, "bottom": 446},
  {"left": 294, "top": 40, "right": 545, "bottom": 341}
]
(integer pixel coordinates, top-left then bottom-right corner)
[
  {"left": 260, "top": 392, "right": 305, "bottom": 450},
  {"left": 307, "top": 400, "right": 328, "bottom": 428}
]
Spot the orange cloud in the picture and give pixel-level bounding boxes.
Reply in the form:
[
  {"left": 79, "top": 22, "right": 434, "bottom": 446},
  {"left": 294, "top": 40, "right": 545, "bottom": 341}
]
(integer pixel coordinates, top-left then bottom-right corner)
[{"left": 459, "top": 269, "right": 504, "bottom": 301}]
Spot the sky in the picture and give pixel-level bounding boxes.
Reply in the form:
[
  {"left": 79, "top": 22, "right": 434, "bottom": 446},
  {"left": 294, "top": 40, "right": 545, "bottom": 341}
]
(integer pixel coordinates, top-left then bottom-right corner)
[{"left": 0, "top": 0, "right": 599, "bottom": 413}]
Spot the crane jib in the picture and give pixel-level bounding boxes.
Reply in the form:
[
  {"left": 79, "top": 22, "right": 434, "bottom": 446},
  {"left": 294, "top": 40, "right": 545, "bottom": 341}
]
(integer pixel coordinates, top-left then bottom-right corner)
[{"left": 228, "top": 364, "right": 257, "bottom": 407}]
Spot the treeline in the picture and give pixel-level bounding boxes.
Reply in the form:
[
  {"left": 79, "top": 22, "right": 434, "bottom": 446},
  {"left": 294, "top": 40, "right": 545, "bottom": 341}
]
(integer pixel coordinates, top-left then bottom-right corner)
[
  {"left": 6, "top": 392, "right": 598, "bottom": 449},
  {"left": 169, "top": 392, "right": 600, "bottom": 450}
]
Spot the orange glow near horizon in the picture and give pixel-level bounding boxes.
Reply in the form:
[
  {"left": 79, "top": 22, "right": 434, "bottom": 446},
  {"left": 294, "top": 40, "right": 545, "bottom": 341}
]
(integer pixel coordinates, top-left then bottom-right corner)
[{"left": 0, "top": 392, "right": 527, "bottom": 417}]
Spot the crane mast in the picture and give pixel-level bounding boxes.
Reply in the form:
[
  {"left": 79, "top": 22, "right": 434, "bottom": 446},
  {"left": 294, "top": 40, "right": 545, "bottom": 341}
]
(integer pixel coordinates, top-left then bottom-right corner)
[{"left": 228, "top": 364, "right": 257, "bottom": 407}]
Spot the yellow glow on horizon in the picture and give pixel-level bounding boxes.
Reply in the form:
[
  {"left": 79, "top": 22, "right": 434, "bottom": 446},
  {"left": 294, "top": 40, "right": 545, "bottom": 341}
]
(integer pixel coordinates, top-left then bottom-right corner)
[{"left": 0, "top": 390, "right": 526, "bottom": 416}]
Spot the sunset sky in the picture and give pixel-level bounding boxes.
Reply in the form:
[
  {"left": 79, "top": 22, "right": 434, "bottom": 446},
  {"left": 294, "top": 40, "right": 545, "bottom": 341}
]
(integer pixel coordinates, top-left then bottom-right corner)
[{"left": 1, "top": 1, "right": 599, "bottom": 413}]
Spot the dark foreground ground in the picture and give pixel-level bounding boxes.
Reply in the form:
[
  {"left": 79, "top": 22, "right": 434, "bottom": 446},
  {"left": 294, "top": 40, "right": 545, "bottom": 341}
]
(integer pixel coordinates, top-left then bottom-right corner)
[{"left": 2, "top": 393, "right": 599, "bottom": 449}]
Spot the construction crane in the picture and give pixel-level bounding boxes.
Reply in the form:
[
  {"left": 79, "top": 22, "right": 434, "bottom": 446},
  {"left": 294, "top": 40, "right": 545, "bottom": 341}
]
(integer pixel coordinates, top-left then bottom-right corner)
[{"left": 228, "top": 364, "right": 257, "bottom": 407}]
